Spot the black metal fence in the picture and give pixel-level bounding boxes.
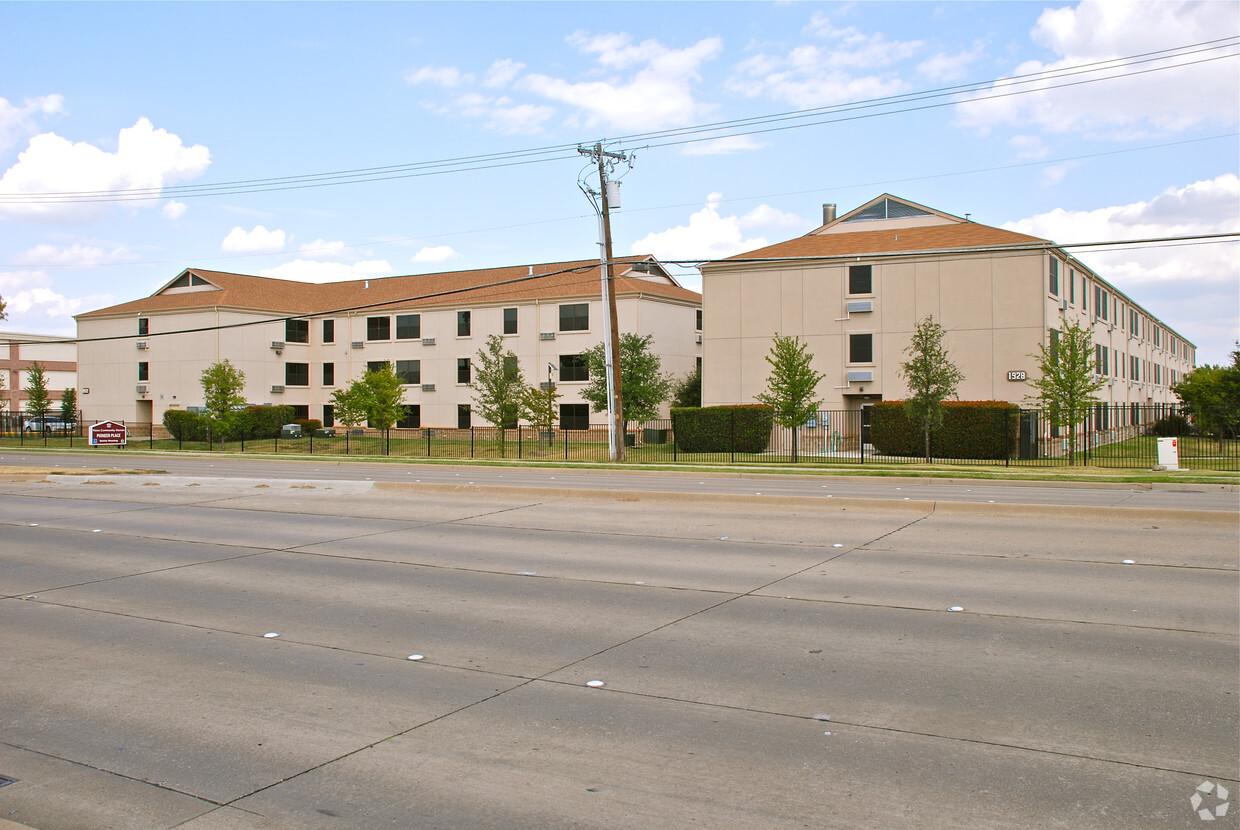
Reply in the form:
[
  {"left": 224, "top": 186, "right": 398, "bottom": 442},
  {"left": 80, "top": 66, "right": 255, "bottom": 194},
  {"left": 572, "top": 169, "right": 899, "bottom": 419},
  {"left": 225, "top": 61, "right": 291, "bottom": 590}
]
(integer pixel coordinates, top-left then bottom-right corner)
[{"left": 2, "top": 406, "right": 1236, "bottom": 470}]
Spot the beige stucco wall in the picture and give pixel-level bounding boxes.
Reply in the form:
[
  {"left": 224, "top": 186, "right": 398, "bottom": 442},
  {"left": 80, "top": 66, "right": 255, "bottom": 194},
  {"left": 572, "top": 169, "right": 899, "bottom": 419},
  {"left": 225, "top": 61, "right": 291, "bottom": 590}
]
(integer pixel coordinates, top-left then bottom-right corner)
[
  {"left": 77, "top": 293, "right": 700, "bottom": 427},
  {"left": 702, "top": 248, "right": 1193, "bottom": 413}
]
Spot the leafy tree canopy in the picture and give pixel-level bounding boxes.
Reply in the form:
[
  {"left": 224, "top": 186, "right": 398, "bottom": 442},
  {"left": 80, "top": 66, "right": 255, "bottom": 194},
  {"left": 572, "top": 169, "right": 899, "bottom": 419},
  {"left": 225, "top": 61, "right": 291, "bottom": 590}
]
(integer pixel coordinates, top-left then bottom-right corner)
[
  {"left": 1024, "top": 316, "right": 1103, "bottom": 464},
  {"left": 898, "top": 315, "right": 965, "bottom": 461},
  {"left": 470, "top": 334, "right": 527, "bottom": 431},
  {"left": 200, "top": 360, "right": 247, "bottom": 426},
  {"left": 755, "top": 333, "right": 824, "bottom": 429},
  {"left": 581, "top": 332, "right": 672, "bottom": 426},
  {"left": 24, "top": 362, "right": 53, "bottom": 418}
]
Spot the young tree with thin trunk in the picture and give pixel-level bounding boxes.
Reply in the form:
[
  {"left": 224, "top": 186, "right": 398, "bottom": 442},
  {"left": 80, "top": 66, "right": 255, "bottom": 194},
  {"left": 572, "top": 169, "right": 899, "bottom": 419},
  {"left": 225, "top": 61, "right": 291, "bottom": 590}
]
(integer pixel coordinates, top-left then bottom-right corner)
[
  {"left": 1025, "top": 316, "right": 1103, "bottom": 465},
  {"left": 470, "top": 334, "right": 527, "bottom": 456},
  {"left": 755, "top": 334, "right": 824, "bottom": 462},
  {"left": 522, "top": 382, "right": 561, "bottom": 449},
  {"left": 899, "top": 315, "right": 964, "bottom": 462},
  {"left": 59, "top": 387, "right": 78, "bottom": 426},
  {"left": 581, "top": 332, "right": 671, "bottom": 437},
  {"left": 361, "top": 362, "right": 405, "bottom": 430},
  {"left": 200, "top": 360, "right": 247, "bottom": 439},
  {"left": 24, "top": 362, "right": 52, "bottom": 420},
  {"left": 330, "top": 383, "right": 369, "bottom": 429}
]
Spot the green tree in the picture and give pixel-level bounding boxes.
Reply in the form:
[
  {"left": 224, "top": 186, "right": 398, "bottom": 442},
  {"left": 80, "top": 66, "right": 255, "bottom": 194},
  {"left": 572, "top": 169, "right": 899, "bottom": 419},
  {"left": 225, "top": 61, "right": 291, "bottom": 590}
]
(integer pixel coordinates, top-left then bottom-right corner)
[
  {"left": 361, "top": 362, "right": 405, "bottom": 430},
  {"left": 898, "top": 315, "right": 965, "bottom": 462},
  {"left": 522, "top": 381, "right": 561, "bottom": 448},
  {"left": 24, "top": 362, "right": 52, "bottom": 420},
  {"left": 755, "top": 334, "right": 824, "bottom": 462},
  {"left": 581, "top": 332, "right": 672, "bottom": 432},
  {"left": 59, "top": 387, "right": 78, "bottom": 425},
  {"left": 329, "top": 382, "right": 369, "bottom": 429},
  {"left": 1173, "top": 342, "right": 1240, "bottom": 449},
  {"left": 200, "top": 359, "right": 247, "bottom": 438},
  {"left": 671, "top": 363, "right": 702, "bottom": 409},
  {"left": 1024, "top": 316, "right": 1103, "bottom": 465},
  {"left": 470, "top": 334, "right": 527, "bottom": 455}
]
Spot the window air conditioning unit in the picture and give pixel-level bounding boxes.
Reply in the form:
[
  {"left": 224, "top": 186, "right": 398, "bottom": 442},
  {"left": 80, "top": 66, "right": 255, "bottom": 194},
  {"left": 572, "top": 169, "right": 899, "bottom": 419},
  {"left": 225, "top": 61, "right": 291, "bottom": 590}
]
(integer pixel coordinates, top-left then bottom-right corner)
[
  {"left": 695, "top": 333, "right": 703, "bottom": 343},
  {"left": 135, "top": 384, "right": 148, "bottom": 394},
  {"left": 421, "top": 337, "right": 436, "bottom": 346},
  {"left": 421, "top": 384, "right": 435, "bottom": 392},
  {"left": 270, "top": 341, "right": 284, "bottom": 350},
  {"left": 1060, "top": 298, "right": 1069, "bottom": 311},
  {"left": 136, "top": 341, "right": 149, "bottom": 349},
  {"left": 847, "top": 370, "right": 874, "bottom": 383},
  {"left": 270, "top": 385, "right": 284, "bottom": 393},
  {"left": 540, "top": 332, "right": 557, "bottom": 340},
  {"left": 351, "top": 341, "right": 364, "bottom": 349},
  {"left": 846, "top": 300, "right": 874, "bottom": 313}
]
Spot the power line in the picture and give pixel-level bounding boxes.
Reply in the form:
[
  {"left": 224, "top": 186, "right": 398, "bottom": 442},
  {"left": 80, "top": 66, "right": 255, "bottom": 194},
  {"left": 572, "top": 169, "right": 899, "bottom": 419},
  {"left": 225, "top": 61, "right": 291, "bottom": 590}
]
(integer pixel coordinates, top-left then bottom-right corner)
[
  {"left": 11, "top": 233, "right": 1233, "bottom": 349},
  {"left": 2, "top": 37, "right": 1234, "bottom": 205}
]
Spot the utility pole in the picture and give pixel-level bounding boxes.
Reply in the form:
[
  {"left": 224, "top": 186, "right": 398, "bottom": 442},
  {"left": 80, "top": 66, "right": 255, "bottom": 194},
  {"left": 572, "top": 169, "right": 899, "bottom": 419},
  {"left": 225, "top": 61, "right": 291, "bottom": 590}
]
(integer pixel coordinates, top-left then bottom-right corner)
[{"left": 578, "top": 142, "right": 629, "bottom": 461}]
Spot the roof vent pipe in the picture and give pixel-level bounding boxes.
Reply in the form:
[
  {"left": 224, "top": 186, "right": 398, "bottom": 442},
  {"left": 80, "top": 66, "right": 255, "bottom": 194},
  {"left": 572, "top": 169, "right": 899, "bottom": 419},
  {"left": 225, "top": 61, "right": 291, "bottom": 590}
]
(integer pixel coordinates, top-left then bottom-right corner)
[{"left": 823, "top": 203, "right": 837, "bottom": 224}]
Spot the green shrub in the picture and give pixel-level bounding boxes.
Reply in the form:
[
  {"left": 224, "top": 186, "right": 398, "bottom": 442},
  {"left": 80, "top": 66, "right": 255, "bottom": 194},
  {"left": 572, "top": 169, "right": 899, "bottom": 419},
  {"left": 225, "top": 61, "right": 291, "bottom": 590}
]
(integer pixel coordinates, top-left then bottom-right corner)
[
  {"left": 295, "top": 418, "right": 322, "bottom": 435},
  {"left": 162, "top": 409, "right": 209, "bottom": 441},
  {"left": 871, "top": 401, "right": 1019, "bottom": 459},
  {"left": 1151, "top": 414, "right": 1192, "bottom": 437},
  {"left": 235, "top": 405, "right": 295, "bottom": 438},
  {"left": 672, "top": 405, "right": 773, "bottom": 453}
]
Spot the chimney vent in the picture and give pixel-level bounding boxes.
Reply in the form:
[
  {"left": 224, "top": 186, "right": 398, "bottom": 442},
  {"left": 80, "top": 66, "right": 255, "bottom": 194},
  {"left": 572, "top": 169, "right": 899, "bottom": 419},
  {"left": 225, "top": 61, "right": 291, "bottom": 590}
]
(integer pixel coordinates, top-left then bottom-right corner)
[{"left": 823, "top": 203, "right": 837, "bottom": 224}]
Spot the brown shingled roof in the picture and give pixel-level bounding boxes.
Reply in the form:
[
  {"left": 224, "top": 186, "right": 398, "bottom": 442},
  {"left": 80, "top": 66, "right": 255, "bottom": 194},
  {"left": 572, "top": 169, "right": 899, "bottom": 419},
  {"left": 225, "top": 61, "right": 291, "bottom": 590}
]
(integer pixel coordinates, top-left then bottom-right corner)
[
  {"left": 77, "top": 257, "right": 700, "bottom": 320},
  {"left": 719, "top": 222, "right": 1050, "bottom": 262}
]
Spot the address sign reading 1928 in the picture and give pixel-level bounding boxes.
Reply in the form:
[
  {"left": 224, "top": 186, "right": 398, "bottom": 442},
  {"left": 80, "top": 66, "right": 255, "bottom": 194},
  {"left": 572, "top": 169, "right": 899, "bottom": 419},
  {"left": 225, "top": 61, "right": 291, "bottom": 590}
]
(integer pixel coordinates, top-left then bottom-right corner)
[{"left": 1007, "top": 370, "right": 1027, "bottom": 382}]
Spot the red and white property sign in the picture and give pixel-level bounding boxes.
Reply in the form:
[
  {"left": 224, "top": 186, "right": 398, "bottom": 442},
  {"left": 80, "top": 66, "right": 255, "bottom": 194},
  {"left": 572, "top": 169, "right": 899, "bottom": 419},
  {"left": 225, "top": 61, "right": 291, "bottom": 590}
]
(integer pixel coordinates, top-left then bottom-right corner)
[{"left": 89, "top": 421, "right": 128, "bottom": 446}]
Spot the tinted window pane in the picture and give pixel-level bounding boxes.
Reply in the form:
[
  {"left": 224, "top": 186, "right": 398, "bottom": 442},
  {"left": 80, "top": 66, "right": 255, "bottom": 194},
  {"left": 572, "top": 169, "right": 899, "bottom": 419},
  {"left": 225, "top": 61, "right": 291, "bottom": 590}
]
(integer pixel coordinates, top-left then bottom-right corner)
[
  {"left": 457, "top": 311, "right": 471, "bottom": 337},
  {"left": 848, "top": 333, "right": 873, "bottom": 363},
  {"left": 848, "top": 265, "right": 872, "bottom": 295},
  {"left": 559, "top": 354, "right": 588, "bottom": 382},
  {"left": 559, "top": 403, "right": 589, "bottom": 430},
  {"left": 396, "top": 314, "right": 420, "bottom": 339},
  {"left": 396, "top": 360, "right": 420, "bottom": 384},
  {"left": 286, "top": 363, "right": 310, "bottom": 386},
  {"left": 286, "top": 319, "right": 309, "bottom": 343},
  {"left": 367, "top": 317, "right": 390, "bottom": 340},
  {"left": 559, "top": 303, "right": 589, "bottom": 331},
  {"left": 322, "top": 319, "right": 335, "bottom": 343},
  {"left": 503, "top": 307, "right": 518, "bottom": 335}
]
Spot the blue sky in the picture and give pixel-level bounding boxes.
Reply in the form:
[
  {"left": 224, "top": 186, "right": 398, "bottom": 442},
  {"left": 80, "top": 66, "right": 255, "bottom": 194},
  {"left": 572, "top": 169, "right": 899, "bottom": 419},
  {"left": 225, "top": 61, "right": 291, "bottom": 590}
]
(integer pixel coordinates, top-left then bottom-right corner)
[{"left": 1, "top": 0, "right": 1237, "bottom": 364}]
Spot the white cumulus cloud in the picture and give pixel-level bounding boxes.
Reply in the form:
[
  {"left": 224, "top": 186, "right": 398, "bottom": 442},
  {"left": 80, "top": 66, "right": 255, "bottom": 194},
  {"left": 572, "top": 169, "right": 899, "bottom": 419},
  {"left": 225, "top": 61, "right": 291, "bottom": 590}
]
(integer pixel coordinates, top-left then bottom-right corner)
[
  {"left": 299, "top": 238, "right": 349, "bottom": 259},
  {"left": 955, "top": 0, "right": 1239, "bottom": 136},
  {"left": 682, "top": 136, "right": 767, "bottom": 156},
  {"left": 1003, "top": 174, "right": 1240, "bottom": 364},
  {"left": 0, "top": 94, "right": 65, "bottom": 153},
  {"left": 412, "top": 245, "right": 461, "bottom": 263},
  {"left": 0, "top": 269, "right": 112, "bottom": 335},
  {"left": 728, "top": 12, "right": 921, "bottom": 107},
  {"left": 630, "top": 193, "right": 772, "bottom": 262},
  {"left": 259, "top": 259, "right": 392, "bottom": 283},
  {"left": 221, "top": 225, "right": 287, "bottom": 253},
  {"left": 161, "top": 200, "right": 187, "bottom": 220},
  {"left": 0, "top": 117, "right": 210, "bottom": 223}
]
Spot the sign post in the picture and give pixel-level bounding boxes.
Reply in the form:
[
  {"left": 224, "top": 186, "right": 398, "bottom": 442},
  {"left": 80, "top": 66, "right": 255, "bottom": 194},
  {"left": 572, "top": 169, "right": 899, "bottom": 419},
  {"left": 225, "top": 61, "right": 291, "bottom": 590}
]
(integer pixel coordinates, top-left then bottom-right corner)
[{"left": 89, "top": 421, "right": 128, "bottom": 447}]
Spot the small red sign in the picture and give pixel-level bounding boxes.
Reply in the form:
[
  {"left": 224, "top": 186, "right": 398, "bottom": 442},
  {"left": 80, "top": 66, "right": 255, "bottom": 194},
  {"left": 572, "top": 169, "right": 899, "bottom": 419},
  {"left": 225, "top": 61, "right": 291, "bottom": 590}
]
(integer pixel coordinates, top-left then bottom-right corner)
[{"left": 89, "top": 421, "right": 128, "bottom": 446}]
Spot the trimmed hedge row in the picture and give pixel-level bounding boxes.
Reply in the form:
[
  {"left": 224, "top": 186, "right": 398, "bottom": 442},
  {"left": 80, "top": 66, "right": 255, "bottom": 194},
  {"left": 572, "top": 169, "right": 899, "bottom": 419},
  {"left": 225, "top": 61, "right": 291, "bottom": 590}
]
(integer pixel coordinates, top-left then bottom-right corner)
[
  {"left": 162, "top": 405, "right": 296, "bottom": 441},
  {"left": 871, "top": 401, "right": 1019, "bottom": 459},
  {"left": 672, "top": 405, "right": 773, "bottom": 453}
]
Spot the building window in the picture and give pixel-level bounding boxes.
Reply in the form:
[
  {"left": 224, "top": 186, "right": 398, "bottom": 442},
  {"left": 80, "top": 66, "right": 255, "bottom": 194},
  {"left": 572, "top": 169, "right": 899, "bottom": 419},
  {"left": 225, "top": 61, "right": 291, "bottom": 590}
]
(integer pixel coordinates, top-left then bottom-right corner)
[
  {"left": 503, "top": 307, "right": 518, "bottom": 335},
  {"left": 559, "top": 303, "right": 589, "bottom": 331},
  {"left": 1048, "top": 258, "right": 1059, "bottom": 296},
  {"left": 137, "top": 362, "right": 149, "bottom": 382},
  {"left": 848, "top": 265, "right": 872, "bottom": 295},
  {"left": 695, "top": 309, "right": 703, "bottom": 331},
  {"left": 559, "top": 354, "right": 588, "bottom": 382},
  {"left": 559, "top": 403, "right": 590, "bottom": 430},
  {"left": 1131, "top": 354, "right": 1140, "bottom": 381},
  {"left": 323, "top": 319, "right": 335, "bottom": 343},
  {"left": 323, "top": 404, "right": 334, "bottom": 427},
  {"left": 285, "top": 319, "right": 309, "bottom": 343},
  {"left": 396, "top": 359, "right": 420, "bottom": 385},
  {"left": 367, "top": 360, "right": 389, "bottom": 374},
  {"left": 1069, "top": 270, "right": 1075, "bottom": 304},
  {"left": 396, "top": 314, "right": 421, "bottom": 340},
  {"left": 398, "top": 405, "right": 421, "bottom": 429},
  {"left": 1049, "top": 329, "right": 1060, "bottom": 363},
  {"left": 848, "top": 333, "right": 873, "bottom": 364},
  {"left": 323, "top": 363, "right": 334, "bottom": 386},
  {"left": 292, "top": 405, "right": 309, "bottom": 421},
  {"left": 457, "top": 310, "right": 471, "bottom": 337},
  {"left": 138, "top": 317, "right": 149, "bottom": 336},
  {"left": 286, "top": 363, "right": 310, "bottom": 386},
  {"left": 457, "top": 357, "right": 471, "bottom": 384},
  {"left": 457, "top": 404, "right": 471, "bottom": 429},
  {"left": 367, "top": 316, "right": 390, "bottom": 341}
]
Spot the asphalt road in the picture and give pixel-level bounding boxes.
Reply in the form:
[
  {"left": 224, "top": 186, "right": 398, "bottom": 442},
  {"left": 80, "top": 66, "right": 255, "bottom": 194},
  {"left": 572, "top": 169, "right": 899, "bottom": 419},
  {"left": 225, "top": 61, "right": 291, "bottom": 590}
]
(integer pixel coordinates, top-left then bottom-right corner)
[
  {"left": 0, "top": 466, "right": 1236, "bottom": 829},
  {"left": 1, "top": 449, "right": 1237, "bottom": 512}
]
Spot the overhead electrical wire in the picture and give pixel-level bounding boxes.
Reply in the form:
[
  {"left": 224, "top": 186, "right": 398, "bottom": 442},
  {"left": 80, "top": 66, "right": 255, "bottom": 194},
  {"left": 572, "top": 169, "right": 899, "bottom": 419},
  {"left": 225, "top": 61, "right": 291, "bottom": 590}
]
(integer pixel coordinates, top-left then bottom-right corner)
[
  {"left": 15, "top": 232, "right": 1236, "bottom": 349},
  {"left": 1, "top": 36, "right": 1235, "bottom": 205}
]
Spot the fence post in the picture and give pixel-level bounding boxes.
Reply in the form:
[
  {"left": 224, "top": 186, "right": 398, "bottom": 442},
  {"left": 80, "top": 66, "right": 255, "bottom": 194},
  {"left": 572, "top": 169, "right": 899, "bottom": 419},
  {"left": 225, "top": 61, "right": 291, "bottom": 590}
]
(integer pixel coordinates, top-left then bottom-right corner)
[
  {"left": 470, "top": 427, "right": 475, "bottom": 458},
  {"left": 426, "top": 428, "right": 431, "bottom": 457}
]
